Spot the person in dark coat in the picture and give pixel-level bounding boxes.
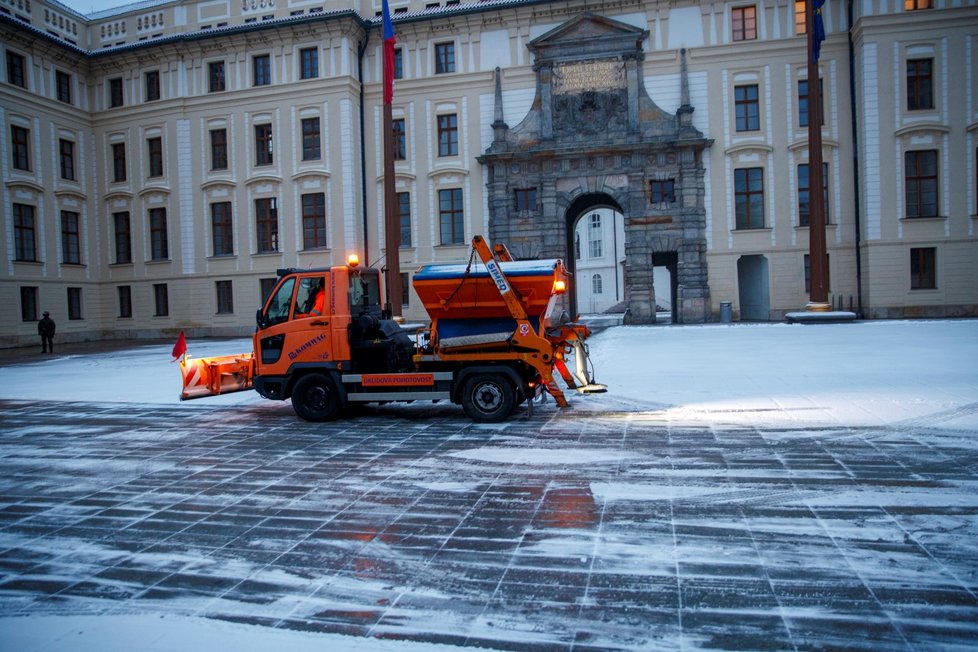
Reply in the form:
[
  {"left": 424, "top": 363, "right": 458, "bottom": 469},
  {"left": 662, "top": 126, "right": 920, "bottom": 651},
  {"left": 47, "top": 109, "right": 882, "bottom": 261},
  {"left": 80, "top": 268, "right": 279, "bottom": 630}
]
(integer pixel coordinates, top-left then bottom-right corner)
[{"left": 38, "top": 311, "right": 56, "bottom": 353}]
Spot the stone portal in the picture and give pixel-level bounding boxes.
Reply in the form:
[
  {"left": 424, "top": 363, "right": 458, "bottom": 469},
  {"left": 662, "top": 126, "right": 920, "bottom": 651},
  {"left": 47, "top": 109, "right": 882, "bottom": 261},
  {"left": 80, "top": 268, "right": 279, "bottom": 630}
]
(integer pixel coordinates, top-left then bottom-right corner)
[{"left": 478, "top": 12, "right": 713, "bottom": 323}]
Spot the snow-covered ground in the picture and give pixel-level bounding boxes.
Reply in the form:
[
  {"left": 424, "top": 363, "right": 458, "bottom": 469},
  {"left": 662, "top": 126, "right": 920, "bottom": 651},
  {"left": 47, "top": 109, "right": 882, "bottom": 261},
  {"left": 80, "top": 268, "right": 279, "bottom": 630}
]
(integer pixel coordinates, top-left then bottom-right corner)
[
  {"left": 3, "top": 319, "right": 976, "bottom": 429},
  {"left": 1, "top": 319, "right": 976, "bottom": 651}
]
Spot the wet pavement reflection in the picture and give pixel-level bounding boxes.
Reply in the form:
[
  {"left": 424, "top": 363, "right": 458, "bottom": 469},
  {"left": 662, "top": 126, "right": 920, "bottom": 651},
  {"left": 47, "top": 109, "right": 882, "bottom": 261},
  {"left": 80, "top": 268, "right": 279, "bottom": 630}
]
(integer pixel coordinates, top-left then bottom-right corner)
[{"left": 0, "top": 398, "right": 976, "bottom": 650}]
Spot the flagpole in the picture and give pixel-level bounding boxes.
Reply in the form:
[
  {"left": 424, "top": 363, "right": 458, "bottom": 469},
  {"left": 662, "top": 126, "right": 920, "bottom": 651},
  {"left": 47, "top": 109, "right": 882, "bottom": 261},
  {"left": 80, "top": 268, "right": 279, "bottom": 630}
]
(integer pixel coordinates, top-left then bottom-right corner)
[
  {"left": 382, "top": 0, "right": 402, "bottom": 319},
  {"left": 805, "top": 0, "right": 830, "bottom": 311}
]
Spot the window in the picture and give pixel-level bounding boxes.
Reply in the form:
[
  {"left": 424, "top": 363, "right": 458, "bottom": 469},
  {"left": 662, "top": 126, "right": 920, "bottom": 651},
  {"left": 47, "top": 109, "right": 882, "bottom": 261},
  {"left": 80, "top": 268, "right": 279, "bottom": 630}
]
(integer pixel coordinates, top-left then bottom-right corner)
[
  {"left": 259, "top": 277, "right": 278, "bottom": 304},
  {"left": 797, "top": 163, "right": 829, "bottom": 226},
  {"left": 735, "top": 84, "right": 759, "bottom": 132},
  {"left": 109, "top": 77, "right": 124, "bottom": 107},
  {"left": 910, "top": 247, "right": 936, "bottom": 289},
  {"left": 301, "top": 117, "right": 321, "bottom": 160},
  {"left": 300, "top": 47, "right": 318, "bottom": 79},
  {"left": 149, "top": 207, "right": 168, "bottom": 260},
  {"left": 735, "top": 167, "right": 765, "bottom": 229},
  {"left": 255, "top": 124, "right": 273, "bottom": 165},
  {"left": 592, "top": 274, "right": 603, "bottom": 295},
  {"left": 438, "top": 188, "right": 464, "bottom": 245},
  {"left": 210, "top": 129, "right": 228, "bottom": 170},
  {"left": 67, "top": 287, "right": 82, "bottom": 320},
  {"left": 61, "top": 211, "right": 81, "bottom": 264},
  {"left": 56, "top": 70, "right": 71, "bottom": 104},
  {"left": 153, "top": 283, "right": 169, "bottom": 316},
  {"left": 208, "top": 61, "right": 225, "bottom": 92},
  {"left": 435, "top": 42, "right": 455, "bottom": 74},
  {"left": 6, "top": 51, "right": 26, "bottom": 87},
  {"left": 11, "top": 125, "right": 30, "bottom": 171},
  {"left": 514, "top": 188, "right": 537, "bottom": 212},
  {"left": 391, "top": 118, "right": 407, "bottom": 161},
  {"left": 216, "top": 280, "right": 234, "bottom": 314},
  {"left": 211, "top": 202, "right": 233, "bottom": 256},
  {"left": 905, "top": 0, "right": 931, "bottom": 9},
  {"left": 112, "top": 143, "right": 127, "bottom": 182},
  {"left": 147, "top": 136, "right": 163, "bottom": 177},
  {"left": 907, "top": 59, "right": 933, "bottom": 111},
  {"left": 794, "top": 0, "right": 806, "bottom": 35},
  {"left": 393, "top": 118, "right": 406, "bottom": 160},
  {"left": 144, "top": 70, "right": 160, "bottom": 101},
  {"left": 905, "top": 150, "right": 938, "bottom": 218},
  {"left": 253, "top": 54, "right": 271, "bottom": 86},
  {"left": 394, "top": 48, "right": 403, "bottom": 79},
  {"left": 574, "top": 232, "right": 581, "bottom": 260},
  {"left": 14, "top": 203, "right": 37, "bottom": 261},
  {"left": 301, "top": 192, "right": 327, "bottom": 249},
  {"left": 400, "top": 272, "right": 410, "bottom": 307},
  {"left": 588, "top": 214, "right": 603, "bottom": 258},
  {"left": 59, "top": 139, "right": 75, "bottom": 180},
  {"left": 113, "top": 212, "right": 132, "bottom": 264},
  {"left": 20, "top": 286, "right": 38, "bottom": 322},
  {"left": 398, "top": 191, "right": 412, "bottom": 247},
  {"left": 798, "top": 78, "right": 824, "bottom": 128},
  {"left": 732, "top": 6, "right": 757, "bottom": 41},
  {"left": 118, "top": 286, "right": 132, "bottom": 318},
  {"left": 650, "top": 179, "right": 676, "bottom": 204},
  {"left": 437, "top": 113, "right": 458, "bottom": 157},
  {"left": 256, "top": 198, "right": 278, "bottom": 253}
]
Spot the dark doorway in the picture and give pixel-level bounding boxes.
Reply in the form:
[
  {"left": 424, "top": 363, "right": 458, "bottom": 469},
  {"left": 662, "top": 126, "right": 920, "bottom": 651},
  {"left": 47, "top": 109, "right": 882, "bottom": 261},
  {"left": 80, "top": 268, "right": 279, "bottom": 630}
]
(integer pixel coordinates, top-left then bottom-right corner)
[{"left": 737, "top": 255, "right": 770, "bottom": 321}]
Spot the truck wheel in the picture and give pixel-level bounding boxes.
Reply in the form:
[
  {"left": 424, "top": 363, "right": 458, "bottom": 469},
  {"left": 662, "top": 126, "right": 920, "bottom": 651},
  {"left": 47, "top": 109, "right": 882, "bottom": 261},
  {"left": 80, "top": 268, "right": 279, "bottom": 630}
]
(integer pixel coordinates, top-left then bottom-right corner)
[
  {"left": 291, "top": 373, "right": 342, "bottom": 422},
  {"left": 461, "top": 374, "right": 515, "bottom": 422}
]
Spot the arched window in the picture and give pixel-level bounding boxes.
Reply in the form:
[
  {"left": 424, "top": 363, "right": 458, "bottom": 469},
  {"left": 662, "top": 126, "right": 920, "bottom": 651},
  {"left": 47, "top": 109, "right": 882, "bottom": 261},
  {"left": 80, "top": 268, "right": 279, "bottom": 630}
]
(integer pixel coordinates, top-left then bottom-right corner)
[{"left": 592, "top": 273, "right": 603, "bottom": 295}]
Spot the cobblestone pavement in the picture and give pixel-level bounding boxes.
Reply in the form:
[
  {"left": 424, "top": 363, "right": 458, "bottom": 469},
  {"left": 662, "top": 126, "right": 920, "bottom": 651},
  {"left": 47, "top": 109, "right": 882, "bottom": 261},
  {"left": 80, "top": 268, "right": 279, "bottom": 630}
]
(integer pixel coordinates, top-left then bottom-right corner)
[{"left": 0, "top": 397, "right": 976, "bottom": 650}]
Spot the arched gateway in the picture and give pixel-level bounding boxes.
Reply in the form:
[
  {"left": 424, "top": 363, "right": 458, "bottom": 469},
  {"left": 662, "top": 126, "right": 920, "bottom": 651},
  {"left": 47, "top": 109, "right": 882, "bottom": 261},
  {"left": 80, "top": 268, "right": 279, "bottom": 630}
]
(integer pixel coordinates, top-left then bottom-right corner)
[{"left": 478, "top": 13, "right": 713, "bottom": 323}]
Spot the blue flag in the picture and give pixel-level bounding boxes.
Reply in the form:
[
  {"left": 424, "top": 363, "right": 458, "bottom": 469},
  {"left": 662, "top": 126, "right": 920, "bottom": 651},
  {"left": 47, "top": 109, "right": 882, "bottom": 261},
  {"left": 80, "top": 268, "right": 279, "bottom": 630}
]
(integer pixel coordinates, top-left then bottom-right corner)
[{"left": 812, "top": 0, "right": 826, "bottom": 61}]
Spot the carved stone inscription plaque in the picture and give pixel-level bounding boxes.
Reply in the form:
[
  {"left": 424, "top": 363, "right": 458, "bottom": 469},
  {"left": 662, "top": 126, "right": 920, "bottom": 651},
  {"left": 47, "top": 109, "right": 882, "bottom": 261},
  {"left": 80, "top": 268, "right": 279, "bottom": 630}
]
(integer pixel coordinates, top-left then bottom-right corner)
[{"left": 552, "top": 59, "right": 625, "bottom": 94}]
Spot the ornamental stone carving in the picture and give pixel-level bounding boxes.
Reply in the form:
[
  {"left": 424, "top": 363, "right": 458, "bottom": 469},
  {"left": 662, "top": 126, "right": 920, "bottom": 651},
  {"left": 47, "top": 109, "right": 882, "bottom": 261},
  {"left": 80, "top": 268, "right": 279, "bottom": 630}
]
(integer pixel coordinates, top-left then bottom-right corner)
[{"left": 479, "top": 12, "right": 713, "bottom": 324}]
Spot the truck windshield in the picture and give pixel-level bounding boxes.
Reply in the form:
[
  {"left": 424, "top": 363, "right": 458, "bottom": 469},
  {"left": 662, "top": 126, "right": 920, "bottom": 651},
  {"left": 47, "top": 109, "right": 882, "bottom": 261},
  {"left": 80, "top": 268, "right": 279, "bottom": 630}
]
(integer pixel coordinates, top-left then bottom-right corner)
[{"left": 264, "top": 277, "right": 295, "bottom": 326}]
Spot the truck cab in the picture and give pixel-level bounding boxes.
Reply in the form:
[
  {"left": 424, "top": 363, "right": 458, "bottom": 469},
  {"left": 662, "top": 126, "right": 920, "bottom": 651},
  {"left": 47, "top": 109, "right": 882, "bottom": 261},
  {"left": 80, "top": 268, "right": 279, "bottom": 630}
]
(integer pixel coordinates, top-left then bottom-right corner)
[{"left": 251, "top": 263, "right": 413, "bottom": 406}]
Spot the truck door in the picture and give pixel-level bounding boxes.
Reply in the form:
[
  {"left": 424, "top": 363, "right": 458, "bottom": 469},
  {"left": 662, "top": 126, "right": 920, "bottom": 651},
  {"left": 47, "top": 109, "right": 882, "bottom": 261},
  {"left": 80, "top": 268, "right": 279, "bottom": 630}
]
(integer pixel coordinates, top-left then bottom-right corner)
[{"left": 255, "top": 274, "right": 333, "bottom": 376}]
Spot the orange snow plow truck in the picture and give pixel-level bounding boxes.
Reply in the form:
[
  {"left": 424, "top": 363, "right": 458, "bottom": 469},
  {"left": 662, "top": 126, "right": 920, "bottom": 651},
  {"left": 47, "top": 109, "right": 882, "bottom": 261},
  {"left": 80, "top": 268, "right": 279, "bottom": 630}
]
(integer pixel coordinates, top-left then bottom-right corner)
[{"left": 179, "top": 235, "right": 605, "bottom": 422}]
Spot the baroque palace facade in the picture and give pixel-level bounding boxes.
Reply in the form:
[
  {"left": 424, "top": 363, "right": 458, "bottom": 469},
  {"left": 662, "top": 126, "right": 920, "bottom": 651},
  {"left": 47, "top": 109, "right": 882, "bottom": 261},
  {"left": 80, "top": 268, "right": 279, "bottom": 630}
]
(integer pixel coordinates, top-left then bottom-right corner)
[{"left": 1, "top": 0, "right": 976, "bottom": 346}]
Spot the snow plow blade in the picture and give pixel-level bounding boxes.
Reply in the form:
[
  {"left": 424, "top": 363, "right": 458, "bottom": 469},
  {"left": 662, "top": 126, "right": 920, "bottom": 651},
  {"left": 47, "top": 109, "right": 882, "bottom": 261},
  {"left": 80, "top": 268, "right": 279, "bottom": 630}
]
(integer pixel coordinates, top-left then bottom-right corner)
[{"left": 179, "top": 353, "right": 255, "bottom": 400}]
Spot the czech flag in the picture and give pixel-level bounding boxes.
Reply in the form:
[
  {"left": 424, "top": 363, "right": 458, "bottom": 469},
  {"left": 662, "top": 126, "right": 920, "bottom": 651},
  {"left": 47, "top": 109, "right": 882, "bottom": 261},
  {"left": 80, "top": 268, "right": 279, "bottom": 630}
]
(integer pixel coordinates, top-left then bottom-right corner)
[
  {"left": 812, "top": 0, "right": 826, "bottom": 61},
  {"left": 382, "top": 0, "right": 396, "bottom": 104}
]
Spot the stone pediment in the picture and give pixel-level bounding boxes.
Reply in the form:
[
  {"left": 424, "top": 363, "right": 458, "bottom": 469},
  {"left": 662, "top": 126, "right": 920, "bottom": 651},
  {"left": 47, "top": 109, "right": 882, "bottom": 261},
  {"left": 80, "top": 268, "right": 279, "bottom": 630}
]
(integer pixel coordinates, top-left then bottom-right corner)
[
  {"left": 484, "top": 12, "right": 710, "bottom": 151},
  {"left": 528, "top": 12, "right": 647, "bottom": 63}
]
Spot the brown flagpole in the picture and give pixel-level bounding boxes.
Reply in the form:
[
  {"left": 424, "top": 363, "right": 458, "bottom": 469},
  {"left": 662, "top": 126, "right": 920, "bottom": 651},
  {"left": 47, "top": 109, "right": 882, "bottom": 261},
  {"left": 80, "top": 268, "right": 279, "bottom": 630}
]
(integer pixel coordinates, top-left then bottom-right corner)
[
  {"left": 383, "top": 103, "right": 402, "bottom": 318},
  {"left": 805, "top": 0, "right": 830, "bottom": 311},
  {"left": 381, "top": 0, "right": 402, "bottom": 319}
]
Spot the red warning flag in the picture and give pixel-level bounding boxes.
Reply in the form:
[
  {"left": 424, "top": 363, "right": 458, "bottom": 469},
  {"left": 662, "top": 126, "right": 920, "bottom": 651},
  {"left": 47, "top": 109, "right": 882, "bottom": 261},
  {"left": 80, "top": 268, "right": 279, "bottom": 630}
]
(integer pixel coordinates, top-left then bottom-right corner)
[{"left": 171, "top": 330, "right": 187, "bottom": 362}]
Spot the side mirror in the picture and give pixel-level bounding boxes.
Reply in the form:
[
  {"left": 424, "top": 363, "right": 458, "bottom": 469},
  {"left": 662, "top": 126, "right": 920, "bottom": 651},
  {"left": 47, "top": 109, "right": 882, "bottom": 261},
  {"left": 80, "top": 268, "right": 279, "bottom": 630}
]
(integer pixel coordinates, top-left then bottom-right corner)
[{"left": 256, "top": 308, "right": 267, "bottom": 330}]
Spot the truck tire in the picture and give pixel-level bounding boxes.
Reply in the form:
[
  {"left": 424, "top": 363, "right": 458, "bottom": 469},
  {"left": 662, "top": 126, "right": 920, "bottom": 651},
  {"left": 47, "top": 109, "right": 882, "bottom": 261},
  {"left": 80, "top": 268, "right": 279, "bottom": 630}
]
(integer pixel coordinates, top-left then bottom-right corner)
[
  {"left": 291, "top": 373, "right": 342, "bottom": 422},
  {"left": 461, "top": 374, "right": 515, "bottom": 423}
]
